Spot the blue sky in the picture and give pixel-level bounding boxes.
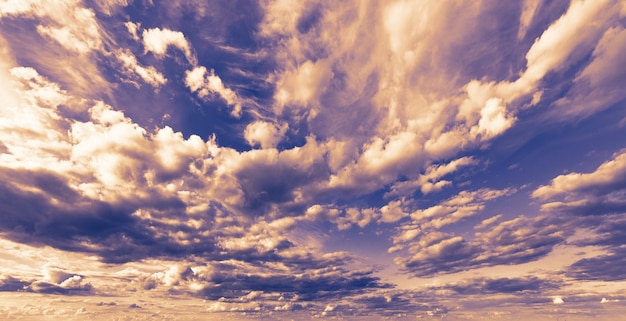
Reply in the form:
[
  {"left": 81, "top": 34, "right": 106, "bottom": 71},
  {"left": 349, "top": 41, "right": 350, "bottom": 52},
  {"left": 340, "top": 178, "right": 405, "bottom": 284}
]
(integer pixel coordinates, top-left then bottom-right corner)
[{"left": 1, "top": 0, "right": 626, "bottom": 320}]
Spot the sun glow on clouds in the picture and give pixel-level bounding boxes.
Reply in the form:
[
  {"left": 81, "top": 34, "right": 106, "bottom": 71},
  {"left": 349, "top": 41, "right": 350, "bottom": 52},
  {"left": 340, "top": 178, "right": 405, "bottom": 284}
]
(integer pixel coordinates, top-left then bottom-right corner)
[{"left": 1, "top": 0, "right": 626, "bottom": 320}]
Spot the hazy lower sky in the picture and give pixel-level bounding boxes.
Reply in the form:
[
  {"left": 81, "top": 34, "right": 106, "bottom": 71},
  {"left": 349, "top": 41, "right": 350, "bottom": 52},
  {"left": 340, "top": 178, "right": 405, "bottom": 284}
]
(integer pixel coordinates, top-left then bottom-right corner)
[{"left": 1, "top": 0, "right": 626, "bottom": 320}]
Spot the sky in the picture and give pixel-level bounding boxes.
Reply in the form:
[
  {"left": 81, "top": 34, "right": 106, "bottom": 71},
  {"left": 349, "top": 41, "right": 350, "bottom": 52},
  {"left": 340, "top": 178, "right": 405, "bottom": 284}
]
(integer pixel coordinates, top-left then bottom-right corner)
[{"left": 1, "top": 0, "right": 626, "bottom": 320}]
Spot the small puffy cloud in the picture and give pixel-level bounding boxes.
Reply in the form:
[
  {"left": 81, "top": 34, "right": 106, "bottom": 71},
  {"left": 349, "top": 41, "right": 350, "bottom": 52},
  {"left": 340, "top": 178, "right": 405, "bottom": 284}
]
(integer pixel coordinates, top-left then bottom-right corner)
[
  {"left": 142, "top": 27, "right": 195, "bottom": 64},
  {"left": 379, "top": 200, "right": 407, "bottom": 224},
  {"left": 601, "top": 298, "right": 620, "bottom": 304},
  {"left": 244, "top": 121, "right": 288, "bottom": 149},
  {"left": 124, "top": 21, "right": 140, "bottom": 41},
  {"left": 185, "top": 66, "right": 243, "bottom": 117}
]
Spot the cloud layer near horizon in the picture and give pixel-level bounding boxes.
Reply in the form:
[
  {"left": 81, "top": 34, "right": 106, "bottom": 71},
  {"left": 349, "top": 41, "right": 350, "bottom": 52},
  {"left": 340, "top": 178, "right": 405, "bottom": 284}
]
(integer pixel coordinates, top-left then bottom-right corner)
[{"left": 1, "top": 0, "right": 626, "bottom": 319}]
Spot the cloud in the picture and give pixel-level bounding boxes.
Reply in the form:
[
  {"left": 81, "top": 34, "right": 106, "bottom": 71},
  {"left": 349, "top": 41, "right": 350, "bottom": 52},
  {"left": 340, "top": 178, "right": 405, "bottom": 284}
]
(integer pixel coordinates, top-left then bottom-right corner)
[
  {"left": 142, "top": 27, "right": 195, "bottom": 64},
  {"left": 0, "top": 0, "right": 111, "bottom": 97},
  {"left": 553, "top": 24, "right": 626, "bottom": 119},
  {"left": 518, "top": 0, "right": 541, "bottom": 39},
  {"left": 533, "top": 149, "right": 626, "bottom": 215},
  {"left": 567, "top": 253, "right": 626, "bottom": 282},
  {"left": 273, "top": 59, "right": 334, "bottom": 114},
  {"left": 531, "top": 150, "right": 626, "bottom": 282},
  {"left": 438, "top": 276, "right": 563, "bottom": 295},
  {"left": 134, "top": 257, "right": 391, "bottom": 302},
  {"left": 0, "top": 275, "right": 29, "bottom": 291},
  {"left": 185, "top": 66, "right": 243, "bottom": 117},
  {"left": 244, "top": 121, "right": 288, "bottom": 149},
  {"left": 114, "top": 49, "right": 167, "bottom": 88},
  {"left": 409, "top": 188, "right": 515, "bottom": 231},
  {"left": 23, "top": 265, "right": 93, "bottom": 294},
  {"left": 393, "top": 214, "right": 565, "bottom": 277},
  {"left": 387, "top": 156, "right": 479, "bottom": 197},
  {"left": 0, "top": 0, "right": 104, "bottom": 54}
]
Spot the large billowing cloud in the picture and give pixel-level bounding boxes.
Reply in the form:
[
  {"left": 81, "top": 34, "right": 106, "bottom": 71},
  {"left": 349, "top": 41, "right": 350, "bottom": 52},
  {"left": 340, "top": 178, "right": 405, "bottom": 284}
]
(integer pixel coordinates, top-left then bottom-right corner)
[{"left": 1, "top": 0, "right": 626, "bottom": 319}]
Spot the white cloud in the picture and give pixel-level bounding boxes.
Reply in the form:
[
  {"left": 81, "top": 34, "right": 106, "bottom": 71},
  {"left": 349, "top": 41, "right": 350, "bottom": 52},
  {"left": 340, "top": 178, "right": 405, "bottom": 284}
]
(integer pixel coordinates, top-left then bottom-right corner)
[
  {"left": 1, "top": 0, "right": 103, "bottom": 54},
  {"left": 552, "top": 296, "right": 564, "bottom": 304},
  {"left": 185, "top": 66, "right": 243, "bottom": 117},
  {"left": 124, "top": 21, "right": 140, "bottom": 41},
  {"left": 523, "top": 0, "right": 612, "bottom": 85},
  {"left": 274, "top": 59, "right": 333, "bottom": 114},
  {"left": 244, "top": 121, "right": 288, "bottom": 149},
  {"left": 142, "top": 27, "right": 195, "bottom": 64},
  {"left": 379, "top": 200, "right": 407, "bottom": 224},
  {"left": 470, "top": 98, "right": 515, "bottom": 140},
  {"left": 532, "top": 150, "right": 626, "bottom": 201}
]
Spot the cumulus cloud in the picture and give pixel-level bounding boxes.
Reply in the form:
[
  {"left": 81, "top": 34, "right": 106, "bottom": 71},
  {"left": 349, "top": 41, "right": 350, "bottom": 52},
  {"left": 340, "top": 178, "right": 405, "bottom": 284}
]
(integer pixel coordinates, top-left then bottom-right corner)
[
  {"left": 244, "top": 121, "right": 288, "bottom": 149},
  {"left": 2, "top": 1, "right": 626, "bottom": 318},
  {"left": 142, "top": 27, "right": 195, "bottom": 64}
]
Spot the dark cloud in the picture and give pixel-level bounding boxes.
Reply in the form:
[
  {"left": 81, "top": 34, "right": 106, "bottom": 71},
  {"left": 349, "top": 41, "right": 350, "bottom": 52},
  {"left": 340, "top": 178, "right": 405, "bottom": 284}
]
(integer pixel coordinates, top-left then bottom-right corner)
[
  {"left": 397, "top": 215, "right": 566, "bottom": 277},
  {"left": 137, "top": 258, "right": 391, "bottom": 303},
  {"left": 233, "top": 149, "right": 330, "bottom": 214},
  {"left": 568, "top": 253, "right": 626, "bottom": 281},
  {"left": 0, "top": 167, "right": 224, "bottom": 264},
  {"left": 0, "top": 275, "right": 29, "bottom": 292},
  {"left": 206, "top": 269, "right": 388, "bottom": 301},
  {"left": 440, "top": 276, "right": 563, "bottom": 295}
]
